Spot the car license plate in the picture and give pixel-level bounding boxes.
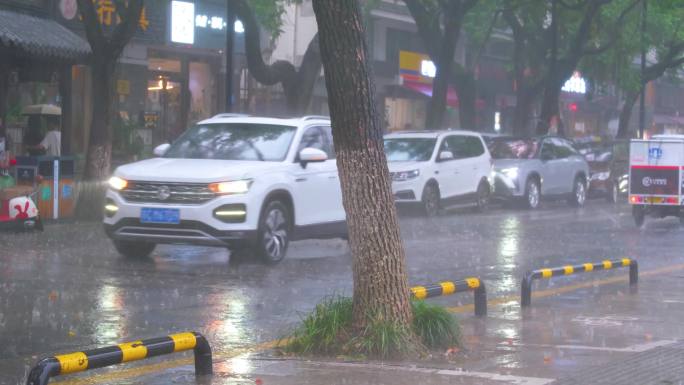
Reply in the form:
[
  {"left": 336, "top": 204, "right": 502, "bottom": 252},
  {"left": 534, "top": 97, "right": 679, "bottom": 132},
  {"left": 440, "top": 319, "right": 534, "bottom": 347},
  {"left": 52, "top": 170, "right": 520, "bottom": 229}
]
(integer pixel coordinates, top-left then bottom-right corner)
[{"left": 140, "top": 208, "right": 180, "bottom": 224}]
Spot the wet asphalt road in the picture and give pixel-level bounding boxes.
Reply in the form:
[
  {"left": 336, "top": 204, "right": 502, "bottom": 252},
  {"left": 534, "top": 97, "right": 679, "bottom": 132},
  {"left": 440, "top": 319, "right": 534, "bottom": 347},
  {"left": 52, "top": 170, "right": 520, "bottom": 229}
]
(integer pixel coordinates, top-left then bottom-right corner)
[{"left": 3, "top": 199, "right": 684, "bottom": 384}]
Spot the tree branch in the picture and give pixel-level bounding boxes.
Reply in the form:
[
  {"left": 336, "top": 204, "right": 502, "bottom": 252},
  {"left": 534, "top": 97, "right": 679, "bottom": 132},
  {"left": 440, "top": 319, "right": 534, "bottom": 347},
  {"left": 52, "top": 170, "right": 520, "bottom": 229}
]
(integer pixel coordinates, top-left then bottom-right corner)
[
  {"left": 403, "top": 0, "right": 442, "bottom": 59},
  {"left": 76, "top": 0, "right": 105, "bottom": 51},
  {"left": 230, "top": 0, "right": 297, "bottom": 86},
  {"left": 581, "top": 0, "right": 640, "bottom": 56},
  {"left": 109, "top": 0, "right": 143, "bottom": 57}
]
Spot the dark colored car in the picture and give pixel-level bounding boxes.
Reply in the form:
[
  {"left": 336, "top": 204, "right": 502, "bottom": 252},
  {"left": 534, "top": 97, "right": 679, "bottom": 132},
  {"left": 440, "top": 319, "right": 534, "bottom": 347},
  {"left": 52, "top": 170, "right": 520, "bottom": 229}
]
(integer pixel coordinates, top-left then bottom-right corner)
[{"left": 583, "top": 140, "right": 629, "bottom": 203}]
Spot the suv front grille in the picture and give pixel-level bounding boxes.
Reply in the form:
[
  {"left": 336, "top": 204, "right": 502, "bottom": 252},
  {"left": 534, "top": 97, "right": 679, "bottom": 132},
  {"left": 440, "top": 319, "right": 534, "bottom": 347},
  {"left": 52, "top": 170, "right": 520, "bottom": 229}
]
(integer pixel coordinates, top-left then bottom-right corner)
[{"left": 120, "top": 181, "right": 216, "bottom": 204}]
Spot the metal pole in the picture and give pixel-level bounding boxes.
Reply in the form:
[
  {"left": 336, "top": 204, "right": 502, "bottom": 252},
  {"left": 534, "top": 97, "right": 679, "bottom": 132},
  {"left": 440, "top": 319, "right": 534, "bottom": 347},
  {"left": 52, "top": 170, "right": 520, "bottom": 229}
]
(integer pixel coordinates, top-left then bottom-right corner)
[
  {"left": 638, "top": 0, "right": 647, "bottom": 139},
  {"left": 521, "top": 272, "right": 533, "bottom": 307},
  {"left": 225, "top": 2, "right": 235, "bottom": 112},
  {"left": 474, "top": 282, "right": 487, "bottom": 317}
]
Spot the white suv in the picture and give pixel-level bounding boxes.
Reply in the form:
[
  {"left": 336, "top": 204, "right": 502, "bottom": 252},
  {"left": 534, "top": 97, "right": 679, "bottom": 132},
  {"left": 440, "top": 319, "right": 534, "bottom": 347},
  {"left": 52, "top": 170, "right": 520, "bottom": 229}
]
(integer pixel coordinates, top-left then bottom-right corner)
[
  {"left": 104, "top": 114, "right": 347, "bottom": 263},
  {"left": 384, "top": 130, "right": 493, "bottom": 216}
]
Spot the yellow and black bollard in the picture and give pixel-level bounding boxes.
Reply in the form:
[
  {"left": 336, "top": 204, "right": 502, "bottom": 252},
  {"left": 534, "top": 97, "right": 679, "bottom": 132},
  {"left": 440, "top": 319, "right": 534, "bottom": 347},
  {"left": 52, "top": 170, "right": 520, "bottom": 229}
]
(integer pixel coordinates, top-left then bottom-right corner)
[
  {"left": 521, "top": 258, "right": 638, "bottom": 307},
  {"left": 26, "top": 332, "right": 212, "bottom": 385},
  {"left": 411, "top": 277, "right": 487, "bottom": 316}
]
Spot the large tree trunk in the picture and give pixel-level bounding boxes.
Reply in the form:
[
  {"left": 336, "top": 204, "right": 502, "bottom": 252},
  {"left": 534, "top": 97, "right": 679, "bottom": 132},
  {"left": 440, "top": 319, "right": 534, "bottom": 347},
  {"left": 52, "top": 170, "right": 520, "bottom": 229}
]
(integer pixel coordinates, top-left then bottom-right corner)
[
  {"left": 425, "top": 6, "right": 460, "bottom": 129},
  {"left": 513, "top": 87, "right": 535, "bottom": 137},
  {"left": 284, "top": 35, "right": 322, "bottom": 114},
  {"left": 536, "top": 81, "right": 564, "bottom": 136},
  {"left": 0, "top": 58, "right": 8, "bottom": 138},
  {"left": 312, "top": 0, "right": 413, "bottom": 329},
  {"left": 452, "top": 70, "right": 476, "bottom": 129},
  {"left": 617, "top": 89, "right": 640, "bottom": 139},
  {"left": 84, "top": 56, "right": 115, "bottom": 181},
  {"left": 76, "top": 55, "right": 115, "bottom": 220},
  {"left": 427, "top": 63, "right": 450, "bottom": 129}
]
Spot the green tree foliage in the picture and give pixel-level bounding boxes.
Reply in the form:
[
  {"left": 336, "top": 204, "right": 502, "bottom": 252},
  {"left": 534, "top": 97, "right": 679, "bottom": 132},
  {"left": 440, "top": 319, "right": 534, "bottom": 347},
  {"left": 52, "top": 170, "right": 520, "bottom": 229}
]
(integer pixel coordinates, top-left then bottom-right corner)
[
  {"left": 503, "top": 0, "right": 640, "bottom": 136},
  {"left": 581, "top": 0, "right": 684, "bottom": 138}
]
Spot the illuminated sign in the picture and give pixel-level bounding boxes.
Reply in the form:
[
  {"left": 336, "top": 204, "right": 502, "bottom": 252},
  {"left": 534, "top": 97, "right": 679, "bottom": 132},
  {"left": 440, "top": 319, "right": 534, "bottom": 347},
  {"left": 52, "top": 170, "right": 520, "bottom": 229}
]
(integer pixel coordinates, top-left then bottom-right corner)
[
  {"left": 195, "top": 14, "right": 244, "bottom": 32},
  {"left": 561, "top": 71, "right": 587, "bottom": 94},
  {"left": 420, "top": 60, "right": 436, "bottom": 78},
  {"left": 399, "top": 51, "right": 434, "bottom": 84},
  {"left": 171, "top": 1, "right": 195, "bottom": 44}
]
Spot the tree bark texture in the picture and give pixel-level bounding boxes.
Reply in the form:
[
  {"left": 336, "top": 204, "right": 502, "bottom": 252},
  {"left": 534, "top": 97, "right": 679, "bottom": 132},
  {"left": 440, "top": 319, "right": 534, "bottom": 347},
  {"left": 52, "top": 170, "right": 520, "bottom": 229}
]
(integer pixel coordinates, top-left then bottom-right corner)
[
  {"left": 231, "top": 0, "right": 322, "bottom": 114},
  {"left": 452, "top": 70, "right": 476, "bottom": 129},
  {"left": 536, "top": 79, "right": 565, "bottom": 136},
  {"left": 617, "top": 89, "right": 640, "bottom": 139},
  {"left": 0, "top": 57, "right": 8, "bottom": 137},
  {"left": 311, "top": 0, "right": 413, "bottom": 329},
  {"left": 77, "top": 0, "right": 143, "bottom": 181},
  {"left": 85, "top": 58, "right": 115, "bottom": 181},
  {"left": 425, "top": 3, "right": 460, "bottom": 129}
]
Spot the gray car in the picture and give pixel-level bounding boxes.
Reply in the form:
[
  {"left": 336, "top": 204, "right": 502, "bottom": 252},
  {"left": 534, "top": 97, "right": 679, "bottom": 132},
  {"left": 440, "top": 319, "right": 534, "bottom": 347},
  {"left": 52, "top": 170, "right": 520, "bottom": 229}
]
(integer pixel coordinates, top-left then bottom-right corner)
[{"left": 489, "top": 136, "right": 590, "bottom": 209}]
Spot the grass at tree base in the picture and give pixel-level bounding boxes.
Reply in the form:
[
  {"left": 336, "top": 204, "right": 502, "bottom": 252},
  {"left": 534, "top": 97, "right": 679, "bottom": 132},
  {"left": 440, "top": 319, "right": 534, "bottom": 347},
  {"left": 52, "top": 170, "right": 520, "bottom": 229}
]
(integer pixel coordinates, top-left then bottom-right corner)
[{"left": 283, "top": 297, "right": 461, "bottom": 360}]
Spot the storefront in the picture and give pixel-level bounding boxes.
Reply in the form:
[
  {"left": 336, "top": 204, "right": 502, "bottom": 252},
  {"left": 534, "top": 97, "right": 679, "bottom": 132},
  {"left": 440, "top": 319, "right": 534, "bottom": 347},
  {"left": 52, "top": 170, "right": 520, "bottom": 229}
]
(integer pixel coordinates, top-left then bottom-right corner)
[{"left": 0, "top": 2, "right": 91, "bottom": 156}]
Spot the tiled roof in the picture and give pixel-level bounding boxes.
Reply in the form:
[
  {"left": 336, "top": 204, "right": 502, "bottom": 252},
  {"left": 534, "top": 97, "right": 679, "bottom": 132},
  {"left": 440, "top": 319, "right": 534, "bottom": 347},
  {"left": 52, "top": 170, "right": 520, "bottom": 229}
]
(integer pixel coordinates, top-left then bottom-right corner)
[{"left": 0, "top": 9, "right": 91, "bottom": 61}]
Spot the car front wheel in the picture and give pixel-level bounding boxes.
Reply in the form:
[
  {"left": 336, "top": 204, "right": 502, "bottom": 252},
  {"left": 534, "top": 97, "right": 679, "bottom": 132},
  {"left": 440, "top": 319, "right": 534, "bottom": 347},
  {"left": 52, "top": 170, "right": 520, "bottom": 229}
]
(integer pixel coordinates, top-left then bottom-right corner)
[
  {"left": 255, "top": 200, "right": 291, "bottom": 264},
  {"left": 476, "top": 181, "right": 490, "bottom": 212},
  {"left": 607, "top": 180, "right": 619, "bottom": 203},
  {"left": 422, "top": 183, "right": 440, "bottom": 217},
  {"left": 524, "top": 178, "right": 540, "bottom": 209},
  {"left": 114, "top": 240, "right": 155, "bottom": 259},
  {"left": 569, "top": 176, "right": 587, "bottom": 207}
]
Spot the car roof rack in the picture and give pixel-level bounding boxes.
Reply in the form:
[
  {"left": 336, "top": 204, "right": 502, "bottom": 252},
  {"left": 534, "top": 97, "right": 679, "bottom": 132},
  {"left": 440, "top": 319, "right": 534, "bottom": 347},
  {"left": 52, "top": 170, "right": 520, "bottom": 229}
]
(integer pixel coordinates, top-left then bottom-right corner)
[
  {"left": 211, "top": 113, "right": 250, "bottom": 119},
  {"left": 301, "top": 115, "right": 330, "bottom": 121}
]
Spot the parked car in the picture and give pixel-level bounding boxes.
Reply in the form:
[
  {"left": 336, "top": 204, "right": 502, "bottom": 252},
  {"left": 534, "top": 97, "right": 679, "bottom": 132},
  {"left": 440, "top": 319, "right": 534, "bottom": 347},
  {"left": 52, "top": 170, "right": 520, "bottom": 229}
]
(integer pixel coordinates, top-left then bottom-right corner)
[
  {"left": 384, "top": 130, "right": 493, "bottom": 216},
  {"left": 104, "top": 114, "right": 347, "bottom": 263},
  {"left": 488, "top": 136, "right": 590, "bottom": 209},
  {"left": 584, "top": 140, "right": 629, "bottom": 203}
]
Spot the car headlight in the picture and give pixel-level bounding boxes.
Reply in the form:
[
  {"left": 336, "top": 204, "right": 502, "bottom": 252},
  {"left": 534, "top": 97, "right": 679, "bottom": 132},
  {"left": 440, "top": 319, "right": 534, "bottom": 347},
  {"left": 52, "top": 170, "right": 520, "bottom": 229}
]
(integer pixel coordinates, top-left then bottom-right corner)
[
  {"left": 208, "top": 180, "right": 252, "bottom": 194},
  {"left": 500, "top": 167, "right": 519, "bottom": 180},
  {"left": 392, "top": 169, "right": 420, "bottom": 182},
  {"left": 591, "top": 171, "right": 610, "bottom": 181},
  {"left": 108, "top": 176, "right": 128, "bottom": 191}
]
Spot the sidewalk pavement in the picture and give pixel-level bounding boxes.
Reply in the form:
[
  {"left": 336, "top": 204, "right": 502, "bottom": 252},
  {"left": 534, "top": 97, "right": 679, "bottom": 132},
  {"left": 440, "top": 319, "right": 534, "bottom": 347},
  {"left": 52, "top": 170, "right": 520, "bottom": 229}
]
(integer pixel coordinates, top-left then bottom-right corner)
[{"left": 46, "top": 264, "right": 684, "bottom": 385}]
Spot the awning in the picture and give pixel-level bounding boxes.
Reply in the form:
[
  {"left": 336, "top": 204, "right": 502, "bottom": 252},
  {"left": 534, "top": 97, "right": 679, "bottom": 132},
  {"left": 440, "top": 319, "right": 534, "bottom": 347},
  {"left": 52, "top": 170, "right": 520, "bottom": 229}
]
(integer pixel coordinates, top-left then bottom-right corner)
[
  {"left": 0, "top": 9, "right": 91, "bottom": 61},
  {"left": 403, "top": 80, "right": 460, "bottom": 108},
  {"left": 402, "top": 80, "right": 486, "bottom": 109}
]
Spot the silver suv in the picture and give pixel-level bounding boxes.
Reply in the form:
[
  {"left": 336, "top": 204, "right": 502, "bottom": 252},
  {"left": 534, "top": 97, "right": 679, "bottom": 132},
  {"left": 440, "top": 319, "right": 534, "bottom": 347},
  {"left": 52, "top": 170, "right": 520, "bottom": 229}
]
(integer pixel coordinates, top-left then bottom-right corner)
[{"left": 489, "top": 136, "right": 590, "bottom": 209}]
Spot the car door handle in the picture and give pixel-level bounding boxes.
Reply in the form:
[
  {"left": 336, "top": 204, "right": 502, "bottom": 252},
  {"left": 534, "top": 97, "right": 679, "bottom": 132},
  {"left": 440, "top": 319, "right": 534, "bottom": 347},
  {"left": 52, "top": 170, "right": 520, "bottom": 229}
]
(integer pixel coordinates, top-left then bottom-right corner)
[
  {"left": 328, "top": 175, "right": 337, "bottom": 179},
  {"left": 295, "top": 177, "right": 307, "bottom": 182}
]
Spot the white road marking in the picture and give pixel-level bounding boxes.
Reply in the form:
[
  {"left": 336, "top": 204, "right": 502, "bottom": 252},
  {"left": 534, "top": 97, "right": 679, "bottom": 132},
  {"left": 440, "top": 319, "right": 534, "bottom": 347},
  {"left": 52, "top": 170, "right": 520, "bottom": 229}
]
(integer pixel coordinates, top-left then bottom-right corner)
[
  {"left": 312, "top": 361, "right": 554, "bottom": 384},
  {"left": 505, "top": 339, "right": 677, "bottom": 353},
  {"left": 436, "top": 369, "right": 554, "bottom": 384}
]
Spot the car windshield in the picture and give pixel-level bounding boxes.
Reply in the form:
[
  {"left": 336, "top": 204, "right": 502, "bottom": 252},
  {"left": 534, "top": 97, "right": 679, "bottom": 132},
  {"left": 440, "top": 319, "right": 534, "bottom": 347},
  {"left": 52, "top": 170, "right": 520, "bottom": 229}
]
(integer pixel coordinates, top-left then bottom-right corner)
[
  {"left": 384, "top": 138, "right": 436, "bottom": 161},
  {"left": 489, "top": 138, "right": 540, "bottom": 159},
  {"left": 164, "top": 123, "right": 296, "bottom": 161}
]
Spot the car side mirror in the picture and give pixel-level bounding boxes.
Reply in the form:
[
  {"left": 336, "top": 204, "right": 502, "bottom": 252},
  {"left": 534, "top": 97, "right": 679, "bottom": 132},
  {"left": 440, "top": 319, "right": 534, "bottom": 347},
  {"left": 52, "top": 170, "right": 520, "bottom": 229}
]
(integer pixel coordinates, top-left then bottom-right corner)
[
  {"left": 438, "top": 151, "right": 454, "bottom": 161},
  {"left": 153, "top": 143, "right": 170, "bottom": 157},
  {"left": 298, "top": 147, "right": 328, "bottom": 168}
]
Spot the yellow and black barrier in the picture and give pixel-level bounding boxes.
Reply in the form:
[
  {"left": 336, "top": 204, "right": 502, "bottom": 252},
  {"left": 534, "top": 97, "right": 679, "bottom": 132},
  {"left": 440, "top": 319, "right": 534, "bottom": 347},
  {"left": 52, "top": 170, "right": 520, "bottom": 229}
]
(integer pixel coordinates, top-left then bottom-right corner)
[
  {"left": 411, "top": 277, "right": 487, "bottom": 316},
  {"left": 25, "top": 332, "right": 212, "bottom": 385},
  {"left": 521, "top": 258, "right": 638, "bottom": 307}
]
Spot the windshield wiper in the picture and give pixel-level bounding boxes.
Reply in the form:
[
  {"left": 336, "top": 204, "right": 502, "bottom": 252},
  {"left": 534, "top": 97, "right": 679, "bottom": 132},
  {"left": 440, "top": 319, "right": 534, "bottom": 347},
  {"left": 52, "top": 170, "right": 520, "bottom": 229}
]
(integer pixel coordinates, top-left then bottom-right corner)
[{"left": 242, "top": 140, "right": 265, "bottom": 161}]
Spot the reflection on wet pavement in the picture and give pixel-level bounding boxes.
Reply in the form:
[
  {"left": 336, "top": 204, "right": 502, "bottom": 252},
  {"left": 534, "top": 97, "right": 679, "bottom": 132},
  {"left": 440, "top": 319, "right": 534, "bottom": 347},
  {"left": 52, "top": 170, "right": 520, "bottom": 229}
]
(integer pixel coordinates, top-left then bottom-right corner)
[{"left": 3, "top": 201, "right": 684, "bottom": 384}]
